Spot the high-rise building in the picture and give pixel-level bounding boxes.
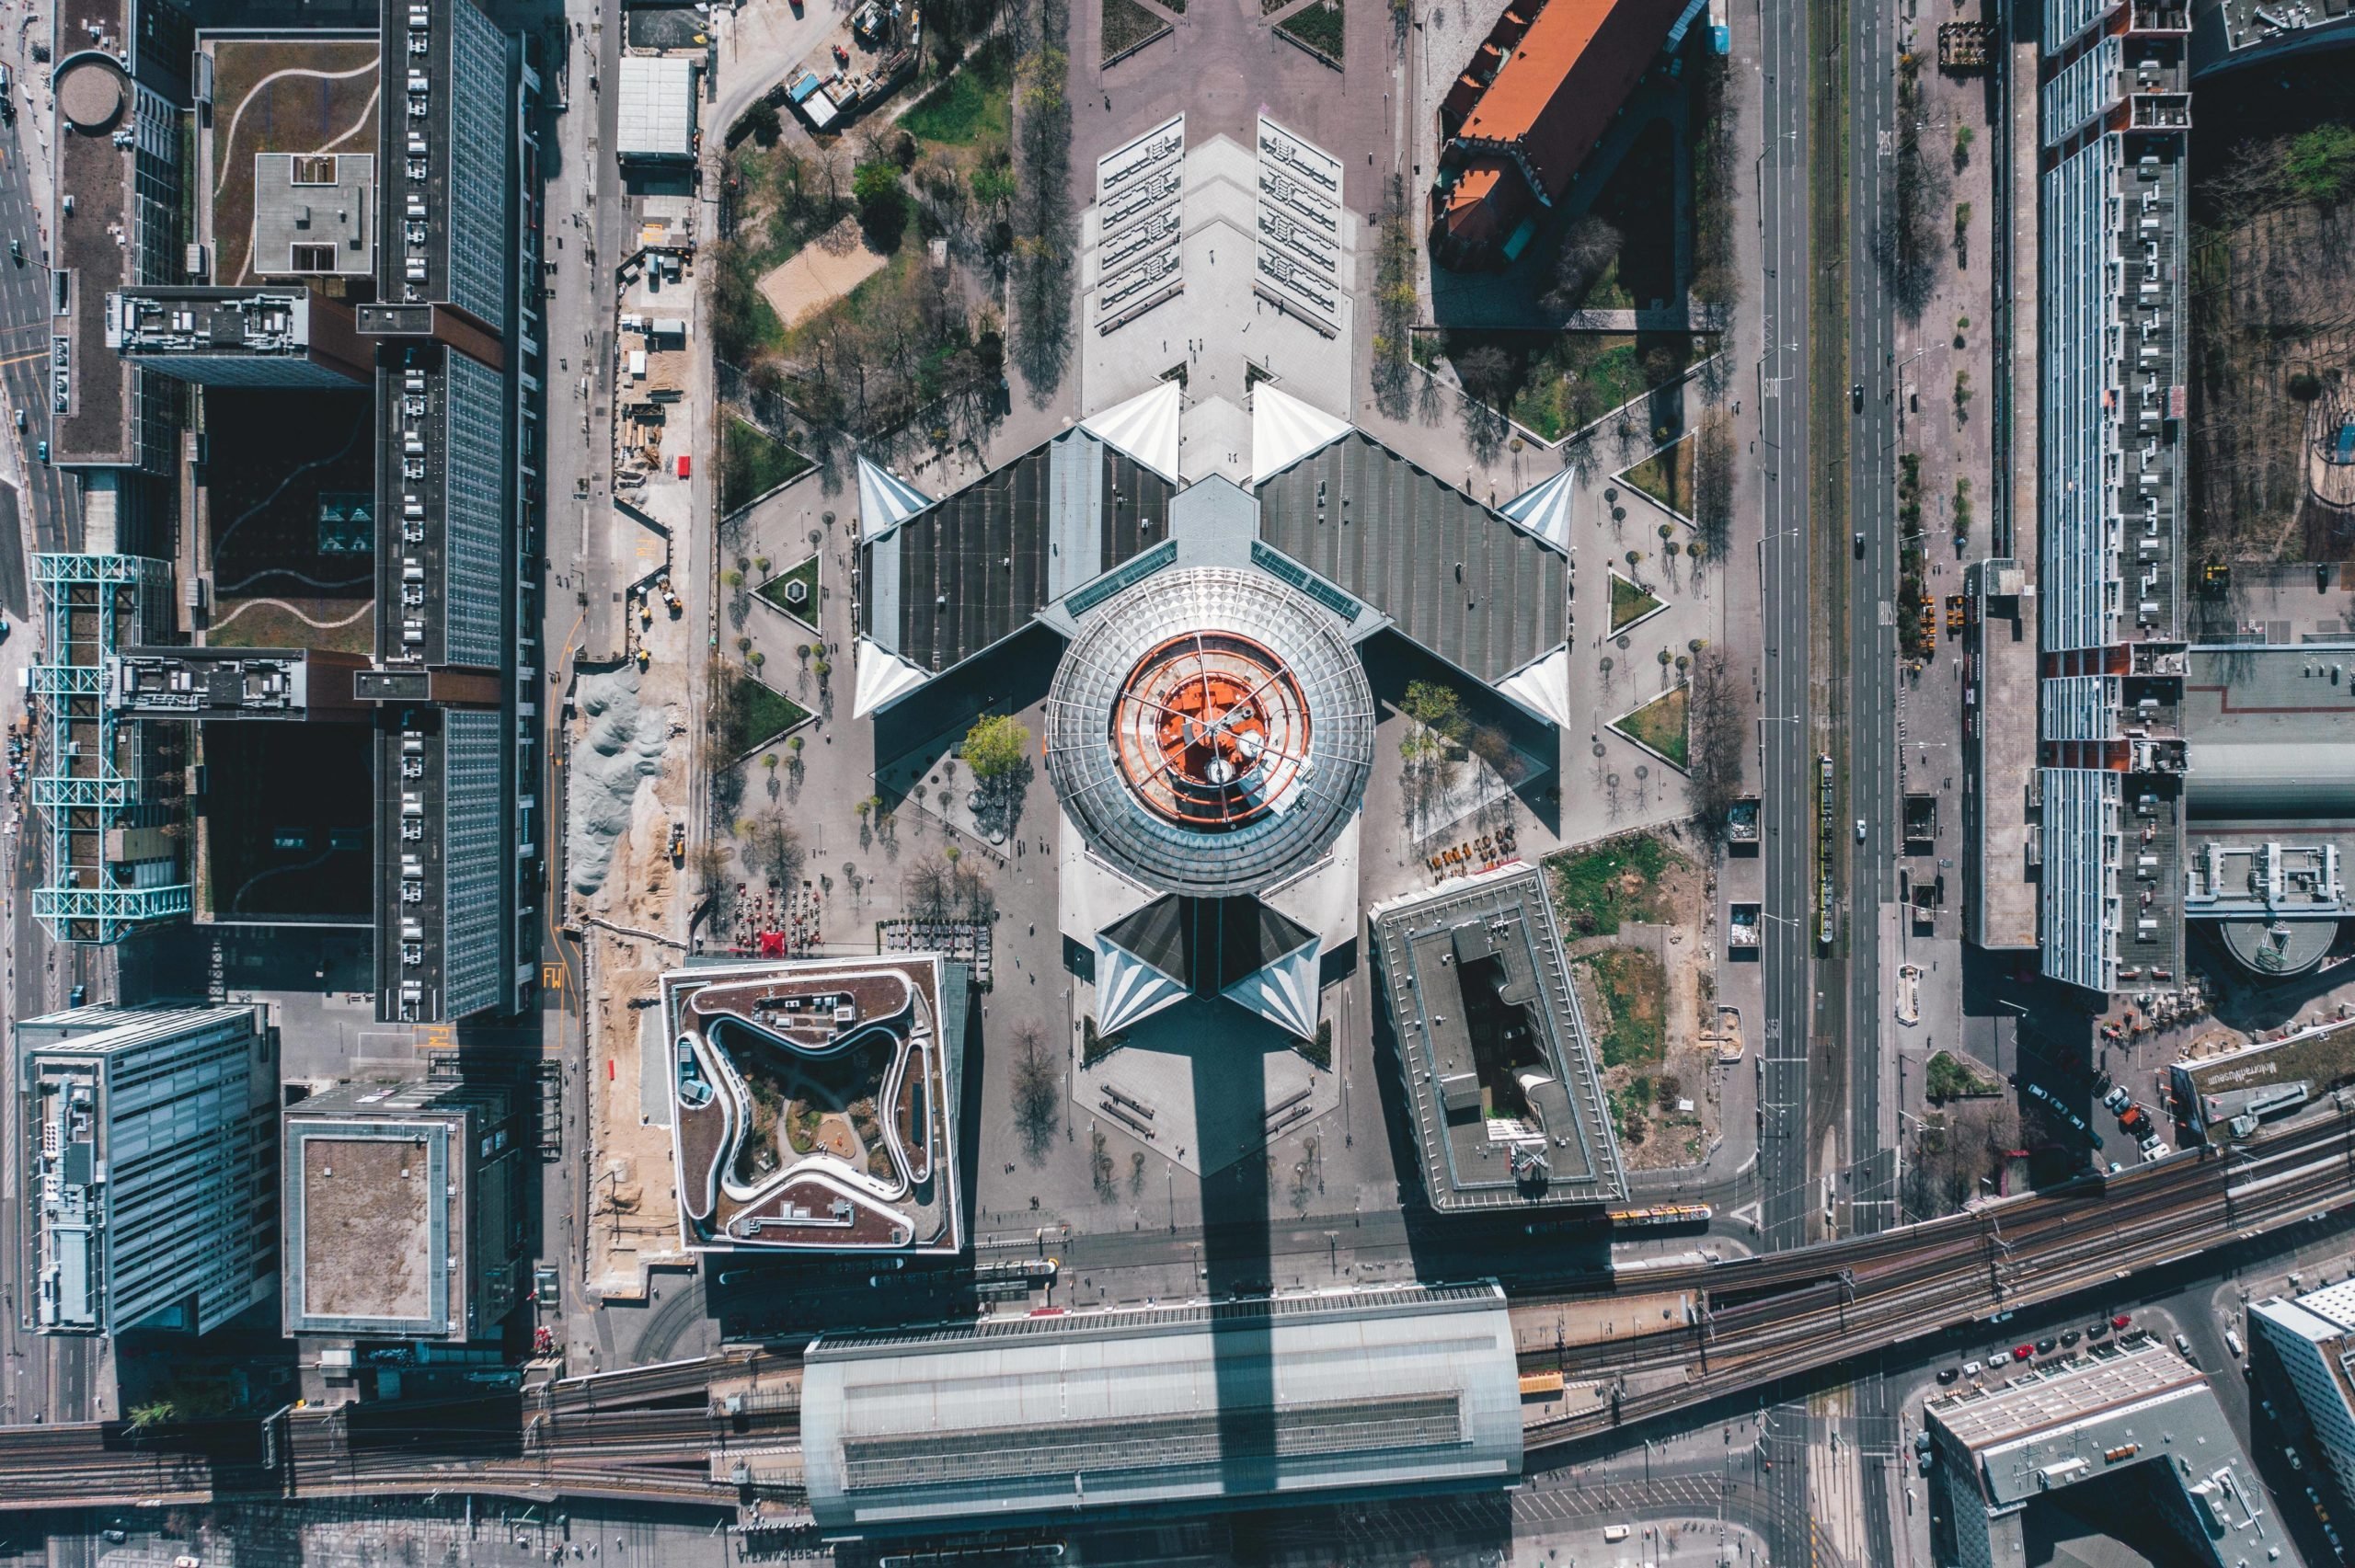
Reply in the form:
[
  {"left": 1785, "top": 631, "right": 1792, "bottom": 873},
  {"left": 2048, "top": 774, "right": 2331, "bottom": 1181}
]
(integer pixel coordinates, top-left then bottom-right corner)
[
  {"left": 16, "top": 1004, "right": 278, "bottom": 1336},
  {"left": 47, "top": 0, "right": 193, "bottom": 550},
  {"left": 42, "top": 0, "right": 544, "bottom": 1023},
  {"left": 2250, "top": 1281, "right": 2355, "bottom": 1505},
  {"left": 1924, "top": 1331, "right": 2276, "bottom": 1568},
  {"left": 2034, "top": 0, "right": 2192, "bottom": 994},
  {"left": 354, "top": 0, "right": 544, "bottom": 1022}
]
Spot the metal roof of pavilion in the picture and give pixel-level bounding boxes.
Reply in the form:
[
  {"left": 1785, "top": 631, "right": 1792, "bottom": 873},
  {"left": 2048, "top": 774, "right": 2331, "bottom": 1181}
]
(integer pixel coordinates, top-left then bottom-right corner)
[
  {"left": 800, "top": 1284, "right": 1522, "bottom": 1528},
  {"left": 1256, "top": 432, "right": 1568, "bottom": 684}
]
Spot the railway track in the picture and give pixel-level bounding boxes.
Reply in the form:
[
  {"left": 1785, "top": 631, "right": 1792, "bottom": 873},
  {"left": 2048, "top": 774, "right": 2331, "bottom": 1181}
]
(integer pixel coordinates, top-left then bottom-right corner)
[
  {"left": 1522, "top": 1111, "right": 2355, "bottom": 1448},
  {"left": 1, "top": 1110, "right": 2349, "bottom": 1512}
]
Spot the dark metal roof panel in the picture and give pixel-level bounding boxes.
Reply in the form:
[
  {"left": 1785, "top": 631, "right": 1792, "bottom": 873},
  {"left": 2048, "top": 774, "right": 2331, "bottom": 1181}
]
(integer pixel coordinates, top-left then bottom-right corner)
[
  {"left": 1257, "top": 434, "right": 1565, "bottom": 681},
  {"left": 871, "top": 436, "right": 1176, "bottom": 675}
]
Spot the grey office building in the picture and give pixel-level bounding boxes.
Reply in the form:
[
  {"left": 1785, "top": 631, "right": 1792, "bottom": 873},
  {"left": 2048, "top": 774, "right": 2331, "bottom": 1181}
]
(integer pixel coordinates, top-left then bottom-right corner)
[
  {"left": 2034, "top": 0, "right": 2192, "bottom": 994},
  {"left": 281, "top": 1076, "right": 524, "bottom": 1343},
  {"left": 17, "top": 1005, "right": 277, "bottom": 1336},
  {"left": 357, "top": 0, "right": 544, "bottom": 1022}
]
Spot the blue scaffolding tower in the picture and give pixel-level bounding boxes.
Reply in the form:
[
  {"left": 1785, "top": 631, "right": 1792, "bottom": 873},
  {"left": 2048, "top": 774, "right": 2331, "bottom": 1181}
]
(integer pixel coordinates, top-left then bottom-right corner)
[{"left": 29, "top": 553, "right": 190, "bottom": 943}]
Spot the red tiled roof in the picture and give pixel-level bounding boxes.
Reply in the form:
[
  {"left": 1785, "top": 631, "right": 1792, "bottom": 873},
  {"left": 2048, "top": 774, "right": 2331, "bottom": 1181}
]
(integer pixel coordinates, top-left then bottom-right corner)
[
  {"left": 1438, "top": 162, "right": 1511, "bottom": 247},
  {"left": 1454, "top": 0, "right": 1682, "bottom": 207}
]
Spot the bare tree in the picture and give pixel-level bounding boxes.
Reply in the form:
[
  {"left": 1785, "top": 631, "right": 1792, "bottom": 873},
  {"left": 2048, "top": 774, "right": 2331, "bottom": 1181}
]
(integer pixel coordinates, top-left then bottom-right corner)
[
  {"left": 1010, "top": 1022, "right": 1058, "bottom": 1165},
  {"left": 689, "top": 839, "right": 736, "bottom": 908},
  {"left": 1544, "top": 215, "right": 1622, "bottom": 309},
  {"left": 1685, "top": 650, "right": 1747, "bottom": 837},
  {"left": 746, "top": 809, "right": 806, "bottom": 890}
]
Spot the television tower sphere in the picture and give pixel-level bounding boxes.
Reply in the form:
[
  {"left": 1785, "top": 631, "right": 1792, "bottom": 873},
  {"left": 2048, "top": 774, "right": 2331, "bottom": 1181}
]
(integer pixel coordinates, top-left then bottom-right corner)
[{"left": 1043, "top": 567, "right": 1375, "bottom": 896}]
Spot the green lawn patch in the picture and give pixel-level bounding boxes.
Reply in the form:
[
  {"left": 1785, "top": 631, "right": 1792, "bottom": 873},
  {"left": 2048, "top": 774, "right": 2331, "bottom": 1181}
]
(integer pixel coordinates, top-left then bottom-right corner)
[
  {"left": 1545, "top": 833, "right": 1685, "bottom": 937},
  {"left": 1103, "top": 0, "right": 1172, "bottom": 57},
  {"left": 755, "top": 555, "right": 821, "bottom": 630},
  {"left": 1612, "top": 684, "right": 1690, "bottom": 770},
  {"left": 1275, "top": 0, "right": 1344, "bottom": 60},
  {"left": 1437, "top": 332, "right": 1687, "bottom": 444},
  {"left": 1580, "top": 947, "right": 1667, "bottom": 1069},
  {"left": 1621, "top": 434, "right": 1694, "bottom": 519},
  {"left": 721, "top": 417, "right": 812, "bottom": 516},
  {"left": 1608, "top": 569, "right": 1663, "bottom": 633},
  {"left": 717, "top": 666, "right": 812, "bottom": 757},
  {"left": 900, "top": 36, "right": 1014, "bottom": 145},
  {"left": 1926, "top": 1050, "right": 1999, "bottom": 1102}
]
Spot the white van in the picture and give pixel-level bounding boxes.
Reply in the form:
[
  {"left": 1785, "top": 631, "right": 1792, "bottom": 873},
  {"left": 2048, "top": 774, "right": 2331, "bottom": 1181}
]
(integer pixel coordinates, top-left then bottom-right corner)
[
  {"left": 1603, "top": 1526, "right": 1631, "bottom": 1544},
  {"left": 2225, "top": 1328, "right": 2245, "bottom": 1357}
]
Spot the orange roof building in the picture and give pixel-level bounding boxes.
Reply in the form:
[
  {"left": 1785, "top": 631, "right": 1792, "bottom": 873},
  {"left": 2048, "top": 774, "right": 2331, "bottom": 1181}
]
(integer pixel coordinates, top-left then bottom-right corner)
[{"left": 1430, "top": 0, "right": 1682, "bottom": 269}]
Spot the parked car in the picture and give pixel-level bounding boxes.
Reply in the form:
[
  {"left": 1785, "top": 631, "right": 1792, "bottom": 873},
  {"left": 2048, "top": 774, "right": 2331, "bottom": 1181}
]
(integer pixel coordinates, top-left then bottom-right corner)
[
  {"left": 2036, "top": 1339, "right": 2057, "bottom": 1355},
  {"left": 2112, "top": 1314, "right": 2133, "bottom": 1330},
  {"left": 1936, "top": 1367, "right": 1960, "bottom": 1384},
  {"left": 2061, "top": 1330, "right": 2081, "bottom": 1346},
  {"left": 1962, "top": 1359, "right": 1983, "bottom": 1379},
  {"left": 2103, "top": 1086, "right": 2131, "bottom": 1114},
  {"left": 2012, "top": 1345, "right": 2034, "bottom": 1361}
]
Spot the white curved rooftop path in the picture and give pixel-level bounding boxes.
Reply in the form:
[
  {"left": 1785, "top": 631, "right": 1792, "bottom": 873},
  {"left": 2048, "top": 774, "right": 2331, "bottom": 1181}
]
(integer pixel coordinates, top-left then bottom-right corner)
[
  {"left": 856, "top": 455, "right": 933, "bottom": 539},
  {"left": 1079, "top": 377, "right": 1183, "bottom": 482},
  {"left": 1248, "top": 383, "right": 1352, "bottom": 486}
]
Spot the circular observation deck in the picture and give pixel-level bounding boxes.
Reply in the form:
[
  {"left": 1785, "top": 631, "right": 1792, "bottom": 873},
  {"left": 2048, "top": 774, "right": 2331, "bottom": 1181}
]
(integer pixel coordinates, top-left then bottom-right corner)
[{"left": 1045, "top": 567, "right": 1374, "bottom": 896}]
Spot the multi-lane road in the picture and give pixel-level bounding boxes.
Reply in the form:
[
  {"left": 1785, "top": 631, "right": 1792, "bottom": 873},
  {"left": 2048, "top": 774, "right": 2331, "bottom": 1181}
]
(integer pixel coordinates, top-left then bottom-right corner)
[{"left": 0, "top": 42, "right": 98, "bottom": 1438}]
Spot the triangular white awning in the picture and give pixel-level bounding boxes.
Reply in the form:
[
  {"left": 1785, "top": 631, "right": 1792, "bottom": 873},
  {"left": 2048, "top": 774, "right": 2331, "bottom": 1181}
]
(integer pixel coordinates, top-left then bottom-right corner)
[
  {"left": 856, "top": 455, "right": 933, "bottom": 539},
  {"left": 1496, "top": 645, "right": 1574, "bottom": 728},
  {"left": 1080, "top": 379, "right": 1183, "bottom": 482},
  {"left": 1223, "top": 937, "right": 1320, "bottom": 1041},
  {"left": 1500, "top": 464, "right": 1577, "bottom": 549},
  {"left": 1095, "top": 935, "right": 1190, "bottom": 1036},
  {"left": 1249, "top": 383, "right": 1352, "bottom": 486},
  {"left": 851, "top": 638, "right": 930, "bottom": 717}
]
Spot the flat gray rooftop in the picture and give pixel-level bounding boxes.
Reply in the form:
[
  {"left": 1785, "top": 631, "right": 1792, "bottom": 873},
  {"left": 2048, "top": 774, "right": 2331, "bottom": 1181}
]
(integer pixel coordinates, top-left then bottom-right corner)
[{"left": 1369, "top": 863, "right": 1626, "bottom": 1211}]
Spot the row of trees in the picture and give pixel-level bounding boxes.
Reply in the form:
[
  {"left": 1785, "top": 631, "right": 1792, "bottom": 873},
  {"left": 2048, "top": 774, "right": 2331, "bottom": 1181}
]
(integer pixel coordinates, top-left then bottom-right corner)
[
  {"left": 1682, "top": 649, "right": 1745, "bottom": 838},
  {"left": 1879, "top": 54, "right": 1948, "bottom": 318},
  {"left": 1005, "top": 0, "right": 1074, "bottom": 397}
]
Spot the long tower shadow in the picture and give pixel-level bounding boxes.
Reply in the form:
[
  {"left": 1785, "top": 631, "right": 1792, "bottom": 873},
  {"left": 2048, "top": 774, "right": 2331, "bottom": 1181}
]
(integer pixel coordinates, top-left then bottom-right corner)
[{"left": 1183, "top": 935, "right": 1280, "bottom": 1502}]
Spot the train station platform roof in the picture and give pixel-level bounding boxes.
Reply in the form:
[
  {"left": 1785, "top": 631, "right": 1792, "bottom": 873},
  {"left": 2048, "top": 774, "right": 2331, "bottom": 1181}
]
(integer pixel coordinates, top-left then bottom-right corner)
[{"left": 799, "top": 1283, "right": 1522, "bottom": 1528}]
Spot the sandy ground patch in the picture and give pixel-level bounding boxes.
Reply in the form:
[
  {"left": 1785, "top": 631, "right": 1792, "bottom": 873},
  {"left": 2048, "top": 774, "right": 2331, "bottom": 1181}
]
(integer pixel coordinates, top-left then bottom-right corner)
[{"left": 756, "top": 218, "right": 890, "bottom": 329}]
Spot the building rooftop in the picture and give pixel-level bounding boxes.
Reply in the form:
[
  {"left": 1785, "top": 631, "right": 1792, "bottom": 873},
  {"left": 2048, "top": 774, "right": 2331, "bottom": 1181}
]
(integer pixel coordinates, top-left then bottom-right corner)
[
  {"left": 196, "top": 33, "right": 380, "bottom": 285},
  {"left": 1256, "top": 432, "right": 1568, "bottom": 684},
  {"left": 2184, "top": 642, "right": 2355, "bottom": 825},
  {"left": 1368, "top": 862, "right": 1627, "bottom": 1210},
  {"left": 110, "top": 647, "right": 368, "bottom": 719},
  {"left": 251, "top": 152, "right": 376, "bottom": 278},
  {"left": 2169, "top": 1014, "right": 2355, "bottom": 1127},
  {"left": 1925, "top": 1332, "right": 2280, "bottom": 1567},
  {"left": 1437, "top": 0, "right": 1680, "bottom": 250},
  {"left": 663, "top": 956, "right": 967, "bottom": 1255},
  {"left": 52, "top": 56, "right": 140, "bottom": 467},
  {"left": 799, "top": 1283, "right": 1522, "bottom": 1528},
  {"left": 861, "top": 431, "right": 1176, "bottom": 675},
  {"left": 616, "top": 55, "right": 698, "bottom": 162},
  {"left": 105, "top": 287, "right": 372, "bottom": 385},
  {"left": 281, "top": 1076, "right": 519, "bottom": 1339}
]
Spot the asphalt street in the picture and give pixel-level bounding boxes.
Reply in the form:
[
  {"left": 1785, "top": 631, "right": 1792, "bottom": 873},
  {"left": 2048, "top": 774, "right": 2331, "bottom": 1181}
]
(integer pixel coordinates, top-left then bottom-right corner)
[
  {"left": 1842, "top": 0, "right": 1901, "bottom": 1560},
  {"left": 0, "top": 47, "right": 96, "bottom": 1430},
  {"left": 1753, "top": 0, "right": 1819, "bottom": 1542}
]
